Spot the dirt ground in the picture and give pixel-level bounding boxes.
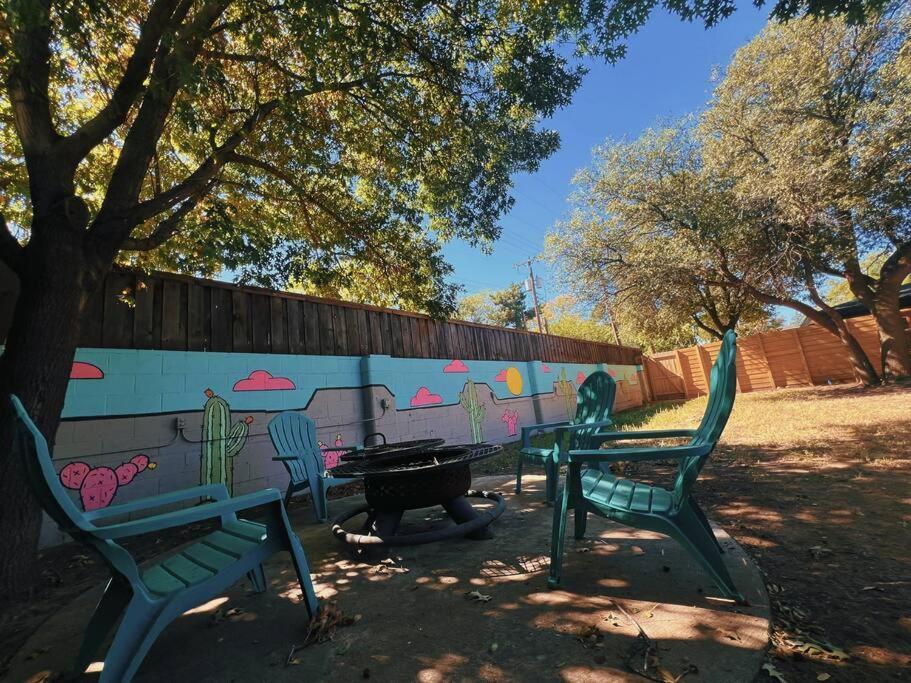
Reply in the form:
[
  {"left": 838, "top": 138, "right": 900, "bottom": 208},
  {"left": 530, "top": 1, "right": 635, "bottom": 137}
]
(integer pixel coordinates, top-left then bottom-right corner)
[
  {"left": 1, "top": 383, "right": 909, "bottom": 682},
  {"left": 592, "top": 384, "right": 911, "bottom": 682}
]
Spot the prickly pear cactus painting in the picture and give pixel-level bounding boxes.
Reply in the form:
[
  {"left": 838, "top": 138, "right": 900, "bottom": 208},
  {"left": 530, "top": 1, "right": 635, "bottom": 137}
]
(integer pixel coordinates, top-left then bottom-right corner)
[
  {"left": 201, "top": 389, "right": 253, "bottom": 495},
  {"left": 60, "top": 454, "right": 157, "bottom": 511},
  {"left": 318, "top": 434, "right": 346, "bottom": 469},
  {"left": 459, "top": 379, "right": 486, "bottom": 443},
  {"left": 554, "top": 368, "right": 577, "bottom": 421}
]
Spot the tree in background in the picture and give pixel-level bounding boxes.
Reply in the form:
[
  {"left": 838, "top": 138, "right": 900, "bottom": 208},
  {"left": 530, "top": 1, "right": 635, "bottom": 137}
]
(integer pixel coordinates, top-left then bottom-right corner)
[
  {"left": 489, "top": 283, "right": 529, "bottom": 329},
  {"left": 0, "top": 0, "right": 891, "bottom": 595},
  {"left": 547, "top": 126, "right": 782, "bottom": 355},
  {"left": 534, "top": 294, "right": 616, "bottom": 342},
  {"left": 456, "top": 291, "right": 498, "bottom": 325},
  {"left": 702, "top": 10, "right": 911, "bottom": 379},
  {"left": 825, "top": 253, "right": 911, "bottom": 305}
]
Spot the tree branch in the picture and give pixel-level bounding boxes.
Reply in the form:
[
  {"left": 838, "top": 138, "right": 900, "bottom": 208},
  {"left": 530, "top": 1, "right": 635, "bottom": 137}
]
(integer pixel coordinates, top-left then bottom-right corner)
[
  {"left": 61, "top": 0, "right": 185, "bottom": 162},
  {"left": 5, "top": 0, "right": 58, "bottom": 155},
  {"left": 121, "top": 181, "right": 216, "bottom": 251}
]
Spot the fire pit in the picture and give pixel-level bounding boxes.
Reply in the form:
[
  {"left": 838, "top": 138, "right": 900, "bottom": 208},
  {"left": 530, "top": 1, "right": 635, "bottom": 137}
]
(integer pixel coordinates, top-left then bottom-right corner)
[{"left": 328, "top": 443, "right": 505, "bottom": 548}]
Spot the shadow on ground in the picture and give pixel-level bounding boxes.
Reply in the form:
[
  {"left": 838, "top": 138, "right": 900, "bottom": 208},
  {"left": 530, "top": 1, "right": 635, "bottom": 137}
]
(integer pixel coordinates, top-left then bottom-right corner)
[{"left": 6, "top": 476, "right": 769, "bottom": 683}]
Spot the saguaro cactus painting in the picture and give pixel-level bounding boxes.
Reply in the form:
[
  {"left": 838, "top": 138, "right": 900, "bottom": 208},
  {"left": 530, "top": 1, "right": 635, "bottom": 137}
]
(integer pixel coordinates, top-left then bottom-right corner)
[
  {"left": 459, "top": 379, "right": 486, "bottom": 443},
  {"left": 201, "top": 389, "right": 253, "bottom": 494},
  {"left": 554, "top": 368, "right": 577, "bottom": 421}
]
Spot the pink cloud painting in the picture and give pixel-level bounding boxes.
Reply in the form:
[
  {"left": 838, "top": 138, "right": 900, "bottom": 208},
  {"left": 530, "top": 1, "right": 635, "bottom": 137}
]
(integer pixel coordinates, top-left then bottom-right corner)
[
  {"left": 233, "top": 370, "right": 296, "bottom": 392},
  {"left": 494, "top": 369, "right": 508, "bottom": 382},
  {"left": 70, "top": 361, "right": 104, "bottom": 380},
  {"left": 576, "top": 371, "right": 587, "bottom": 384},
  {"left": 410, "top": 386, "right": 443, "bottom": 407},
  {"left": 608, "top": 368, "right": 618, "bottom": 378},
  {"left": 541, "top": 363, "right": 551, "bottom": 373},
  {"left": 443, "top": 359, "right": 469, "bottom": 373}
]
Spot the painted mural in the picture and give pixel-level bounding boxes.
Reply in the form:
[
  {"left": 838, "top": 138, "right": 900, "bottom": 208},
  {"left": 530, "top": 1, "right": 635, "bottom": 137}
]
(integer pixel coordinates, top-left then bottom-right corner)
[
  {"left": 501, "top": 409, "right": 520, "bottom": 437},
  {"left": 44, "top": 348, "right": 644, "bottom": 548},
  {"left": 59, "top": 454, "right": 156, "bottom": 511},
  {"left": 200, "top": 389, "right": 252, "bottom": 495},
  {"left": 554, "top": 368, "right": 577, "bottom": 421},
  {"left": 318, "top": 435, "right": 347, "bottom": 469},
  {"left": 459, "top": 379, "right": 487, "bottom": 443}
]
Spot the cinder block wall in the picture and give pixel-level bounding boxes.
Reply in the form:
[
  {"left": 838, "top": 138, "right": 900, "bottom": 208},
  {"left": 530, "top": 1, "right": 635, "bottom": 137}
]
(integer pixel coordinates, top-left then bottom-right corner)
[{"left": 42, "top": 349, "right": 645, "bottom": 547}]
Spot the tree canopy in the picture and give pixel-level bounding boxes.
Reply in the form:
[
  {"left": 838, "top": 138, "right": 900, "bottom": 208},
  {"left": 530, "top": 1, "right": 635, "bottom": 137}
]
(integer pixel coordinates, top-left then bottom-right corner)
[{"left": 457, "top": 283, "right": 528, "bottom": 328}]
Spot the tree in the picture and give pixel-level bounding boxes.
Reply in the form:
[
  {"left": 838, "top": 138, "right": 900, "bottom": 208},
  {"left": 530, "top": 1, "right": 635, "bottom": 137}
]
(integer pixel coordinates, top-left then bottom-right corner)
[
  {"left": 536, "top": 294, "right": 617, "bottom": 343},
  {"left": 489, "top": 283, "right": 528, "bottom": 329},
  {"left": 825, "top": 252, "right": 911, "bottom": 304},
  {"left": 456, "top": 291, "right": 498, "bottom": 325},
  {"left": 546, "top": 126, "right": 782, "bottom": 355},
  {"left": 701, "top": 10, "right": 911, "bottom": 379},
  {"left": 0, "top": 0, "right": 889, "bottom": 596}
]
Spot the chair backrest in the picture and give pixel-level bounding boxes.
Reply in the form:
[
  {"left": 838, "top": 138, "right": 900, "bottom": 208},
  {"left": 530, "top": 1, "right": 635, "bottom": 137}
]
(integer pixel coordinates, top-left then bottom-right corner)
[
  {"left": 267, "top": 411, "right": 324, "bottom": 483},
  {"left": 8, "top": 395, "right": 93, "bottom": 535},
  {"left": 571, "top": 371, "right": 616, "bottom": 450},
  {"left": 672, "top": 330, "right": 738, "bottom": 507}
]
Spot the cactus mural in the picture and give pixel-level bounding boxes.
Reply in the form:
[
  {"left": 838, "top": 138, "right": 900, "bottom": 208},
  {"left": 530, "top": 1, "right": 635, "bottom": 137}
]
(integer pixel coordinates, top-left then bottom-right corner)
[
  {"left": 554, "top": 368, "right": 577, "bottom": 421},
  {"left": 501, "top": 409, "right": 520, "bottom": 436},
  {"left": 60, "top": 454, "right": 156, "bottom": 511},
  {"left": 201, "top": 389, "right": 253, "bottom": 494},
  {"left": 459, "top": 379, "right": 486, "bottom": 443}
]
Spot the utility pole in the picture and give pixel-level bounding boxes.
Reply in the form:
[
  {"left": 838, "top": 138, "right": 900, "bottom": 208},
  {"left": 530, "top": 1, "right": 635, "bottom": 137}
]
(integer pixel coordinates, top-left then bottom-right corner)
[{"left": 515, "top": 257, "right": 545, "bottom": 334}]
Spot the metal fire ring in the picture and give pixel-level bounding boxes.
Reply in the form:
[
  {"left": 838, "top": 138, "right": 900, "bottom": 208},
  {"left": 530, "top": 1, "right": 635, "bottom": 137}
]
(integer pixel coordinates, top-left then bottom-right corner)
[{"left": 331, "top": 490, "right": 506, "bottom": 547}]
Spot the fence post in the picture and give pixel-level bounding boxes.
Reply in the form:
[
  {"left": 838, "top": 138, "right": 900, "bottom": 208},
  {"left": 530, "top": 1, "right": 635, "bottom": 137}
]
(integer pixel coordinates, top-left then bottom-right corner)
[
  {"left": 792, "top": 328, "right": 813, "bottom": 386},
  {"left": 696, "top": 345, "right": 712, "bottom": 395},
  {"left": 640, "top": 358, "right": 655, "bottom": 404},
  {"left": 673, "top": 348, "right": 690, "bottom": 398},
  {"left": 756, "top": 334, "right": 777, "bottom": 389}
]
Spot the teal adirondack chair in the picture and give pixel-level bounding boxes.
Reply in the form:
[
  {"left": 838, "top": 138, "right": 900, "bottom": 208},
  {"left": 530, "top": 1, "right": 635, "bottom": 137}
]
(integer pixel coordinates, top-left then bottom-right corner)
[
  {"left": 516, "top": 370, "right": 616, "bottom": 504},
  {"left": 268, "top": 411, "right": 359, "bottom": 522},
  {"left": 548, "top": 330, "right": 743, "bottom": 602},
  {"left": 8, "top": 395, "right": 318, "bottom": 683}
]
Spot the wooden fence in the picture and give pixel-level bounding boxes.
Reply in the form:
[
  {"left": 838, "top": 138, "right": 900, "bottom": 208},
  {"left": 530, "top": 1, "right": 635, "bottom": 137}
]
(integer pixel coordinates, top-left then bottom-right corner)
[
  {"left": 642, "top": 308, "right": 911, "bottom": 400},
  {"left": 0, "top": 266, "right": 641, "bottom": 365}
]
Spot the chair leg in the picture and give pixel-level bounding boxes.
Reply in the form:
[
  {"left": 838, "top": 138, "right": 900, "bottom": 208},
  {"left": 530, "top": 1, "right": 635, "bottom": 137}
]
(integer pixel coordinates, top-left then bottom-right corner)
[
  {"left": 75, "top": 577, "right": 132, "bottom": 673},
  {"left": 287, "top": 535, "right": 319, "bottom": 619},
  {"left": 313, "top": 480, "right": 329, "bottom": 523},
  {"left": 97, "top": 598, "right": 162, "bottom": 683},
  {"left": 284, "top": 483, "right": 295, "bottom": 509},
  {"left": 547, "top": 475, "right": 571, "bottom": 589},
  {"left": 544, "top": 459, "right": 557, "bottom": 505},
  {"left": 515, "top": 455, "right": 524, "bottom": 494},
  {"left": 670, "top": 506, "right": 744, "bottom": 603},
  {"left": 247, "top": 564, "right": 267, "bottom": 593},
  {"left": 687, "top": 496, "right": 725, "bottom": 553}
]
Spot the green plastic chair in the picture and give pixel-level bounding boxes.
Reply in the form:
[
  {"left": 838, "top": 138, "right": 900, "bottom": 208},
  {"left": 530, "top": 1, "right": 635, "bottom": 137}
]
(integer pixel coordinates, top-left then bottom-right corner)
[
  {"left": 8, "top": 395, "right": 318, "bottom": 682},
  {"left": 268, "top": 411, "right": 360, "bottom": 522},
  {"left": 547, "top": 331, "right": 743, "bottom": 602},
  {"left": 516, "top": 370, "right": 616, "bottom": 503}
]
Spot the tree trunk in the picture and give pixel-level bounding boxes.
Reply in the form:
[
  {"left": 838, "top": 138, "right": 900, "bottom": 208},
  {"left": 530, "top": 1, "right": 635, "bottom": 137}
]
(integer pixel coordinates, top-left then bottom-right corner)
[
  {"left": 870, "top": 297, "right": 911, "bottom": 380},
  {"left": 0, "top": 231, "right": 100, "bottom": 596},
  {"left": 828, "top": 314, "right": 880, "bottom": 387}
]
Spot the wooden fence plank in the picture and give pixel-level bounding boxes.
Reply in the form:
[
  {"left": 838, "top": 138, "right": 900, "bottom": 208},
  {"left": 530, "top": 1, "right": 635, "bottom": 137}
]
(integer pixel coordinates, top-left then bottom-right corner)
[
  {"left": 232, "top": 291, "right": 252, "bottom": 353},
  {"left": 161, "top": 280, "right": 187, "bottom": 350}
]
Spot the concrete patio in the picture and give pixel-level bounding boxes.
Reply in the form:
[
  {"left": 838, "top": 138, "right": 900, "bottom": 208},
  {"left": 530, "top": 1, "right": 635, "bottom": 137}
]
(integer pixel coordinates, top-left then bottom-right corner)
[{"left": 10, "top": 474, "right": 769, "bottom": 682}]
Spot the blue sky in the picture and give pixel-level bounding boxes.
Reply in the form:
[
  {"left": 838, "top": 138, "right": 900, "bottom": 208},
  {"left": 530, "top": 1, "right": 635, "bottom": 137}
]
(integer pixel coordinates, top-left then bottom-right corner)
[{"left": 443, "top": 3, "right": 770, "bottom": 301}]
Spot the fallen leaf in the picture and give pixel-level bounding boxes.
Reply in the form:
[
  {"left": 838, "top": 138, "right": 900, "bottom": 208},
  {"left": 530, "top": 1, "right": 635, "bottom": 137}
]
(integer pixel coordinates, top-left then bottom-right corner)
[
  {"left": 817, "top": 674, "right": 831, "bottom": 681},
  {"left": 762, "top": 662, "right": 787, "bottom": 682},
  {"left": 467, "top": 590, "right": 492, "bottom": 603}
]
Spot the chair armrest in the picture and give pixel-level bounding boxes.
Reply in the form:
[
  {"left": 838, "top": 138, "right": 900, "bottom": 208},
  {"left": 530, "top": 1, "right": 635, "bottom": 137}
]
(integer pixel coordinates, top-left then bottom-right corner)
[
  {"left": 84, "top": 484, "right": 230, "bottom": 521},
  {"left": 92, "top": 488, "right": 283, "bottom": 540},
  {"left": 566, "top": 443, "right": 711, "bottom": 465},
  {"left": 520, "top": 421, "right": 570, "bottom": 449},
  {"left": 272, "top": 455, "right": 301, "bottom": 461},
  {"left": 555, "top": 420, "right": 613, "bottom": 439},
  {"left": 591, "top": 428, "right": 697, "bottom": 441}
]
